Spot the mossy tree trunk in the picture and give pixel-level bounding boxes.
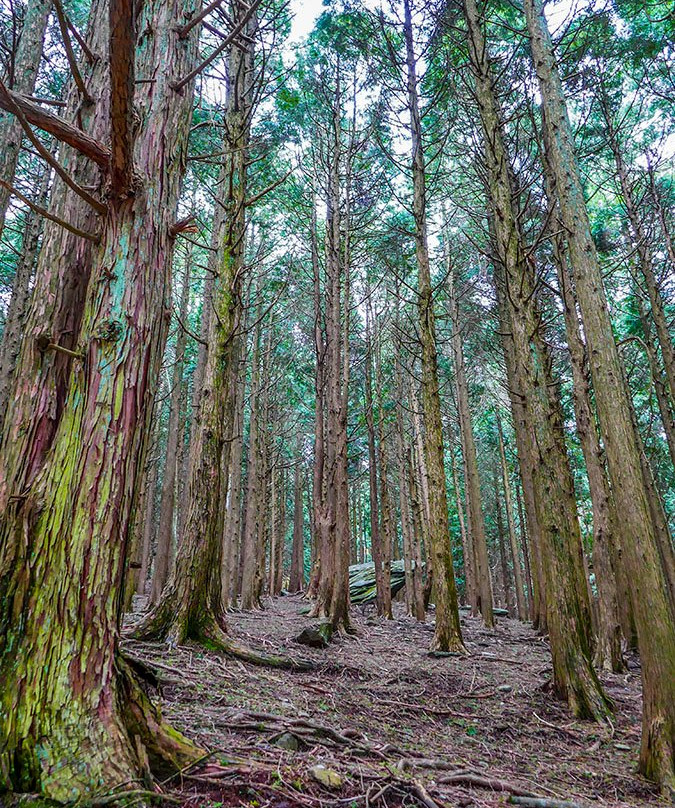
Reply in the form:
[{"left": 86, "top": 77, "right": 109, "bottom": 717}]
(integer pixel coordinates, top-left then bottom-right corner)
[
  {"left": 523, "top": 0, "right": 675, "bottom": 786},
  {"left": 133, "top": 0, "right": 254, "bottom": 649},
  {"left": 404, "top": 0, "right": 463, "bottom": 652},
  {"left": 0, "top": 0, "right": 204, "bottom": 796},
  {"left": 464, "top": 0, "right": 610, "bottom": 720}
]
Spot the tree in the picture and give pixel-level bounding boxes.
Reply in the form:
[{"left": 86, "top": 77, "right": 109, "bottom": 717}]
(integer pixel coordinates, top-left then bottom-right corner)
[
  {"left": 0, "top": 0, "right": 205, "bottom": 795},
  {"left": 523, "top": 0, "right": 675, "bottom": 786}
]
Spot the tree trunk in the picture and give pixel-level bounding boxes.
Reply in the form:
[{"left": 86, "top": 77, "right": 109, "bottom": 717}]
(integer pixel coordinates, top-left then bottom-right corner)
[
  {"left": 496, "top": 414, "right": 528, "bottom": 621},
  {"left": 222, "top": 327, "right": 246, "bottom": 607},
  {"left": 240, "top": 313, "right": 265, "bottom": 610},
  {"left": 133, "top": 0, "right": 255, "bottom": 650},
  {"left": 137, "top": 442, "right": 159, "bottom": 598},
  {"left": 375, "top": 311, "right": 393, "bottom": 619},
  {"left": 495, "top": 469, "right": 515, "bottom": 615},
  {"left": 364, "top": 297, "right": 385, "bottom": 614},
  {"left": 449, "top": 447, "right": 471, "bottom": 607},
  {"left": 0, "top": 0, "right": 52, "bottom": 238},
  {"left": 404, "top": 0, "right": 463, "bottom": 652},
  {"left": 290, "top": 453, "right": 305, "bottom": 591},
  {"left": 464, "top": 0, "right": 609, "bottom": 720},
  {"left": 0, "top": 159, "right": 51, "bottom": 432},
  {"left": 541, "top": 150, "right": 624, "bottom": 671},
  {"left": 0, "top": 0, "right": 204, "bottom": 794},
  {"left": 447, "top": 259, "right": 494, "bottom": 626},
  {"left": 524, "top": 0, "right": 675, "bottom": 784},
  {"left": 515, "top": 481, "right": 534, "bottom": 620},
  {"left": 0, "top": 0, "right": 109, "bottom": 514},
  {"left": 395, "top": 333, "right": 424, "bottom": 620},
  {"left": 150, "top": 256, "right": 192, "bottom": 605}
]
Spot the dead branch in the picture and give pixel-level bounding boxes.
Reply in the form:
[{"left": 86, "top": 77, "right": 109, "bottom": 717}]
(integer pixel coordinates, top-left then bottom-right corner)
[
  {"left": 508, "top": 798, "right": 584, "bottom": 808},
  {"left": 171, "top": 0, "right": 264, "bottom": 91},
  {"left": 0, "top": 86, "right": 109, "bottom": 167},
  {"left": 0, "top": 179, "right": 100, "bottom": 242},
  {"left": 52, "top": 0, "right": 93, "bottom": 103}
]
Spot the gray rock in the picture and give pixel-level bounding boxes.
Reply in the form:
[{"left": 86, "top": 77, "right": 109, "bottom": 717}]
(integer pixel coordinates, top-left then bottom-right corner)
[
  {"left": 274, "top": 732, "right": 301, "bottom": 751},
  {"left": 294, "top": 622, "right": 333, "bottom": 648}
]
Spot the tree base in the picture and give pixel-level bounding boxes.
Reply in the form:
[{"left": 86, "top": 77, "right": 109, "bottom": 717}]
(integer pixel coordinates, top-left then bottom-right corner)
[{"left": 132, "top": 598, "right": 313, "bottom": 671}]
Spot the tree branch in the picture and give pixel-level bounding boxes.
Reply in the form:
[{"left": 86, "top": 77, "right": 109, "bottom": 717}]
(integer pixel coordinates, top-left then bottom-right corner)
[
  {"left": 244, "top": 167, "right": 293, "bottom": 208},
  {"left": 0, "top": 80, "right": 107, "bottom": 213},
  {"left": 52, "top": 0, "right": 93, "bottom": 104},
  {"left": 0, "top": 85, "right": 110, "bottom": 167},
  {"left": 176, "top": 0, "right": 225, "bottom": 39},
  {"left": 0, "top": 179, "right": 100, "bottom": 242},
  {"left": 171, "top": 0, "right": 263, "bottom": 92}
]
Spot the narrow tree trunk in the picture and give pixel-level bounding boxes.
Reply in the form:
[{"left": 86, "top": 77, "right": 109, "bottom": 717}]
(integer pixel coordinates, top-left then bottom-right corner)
[
  {"left": 447, "top": 260, "right": 494, "bottom": 626},
  {"left": 289, "top": 454, "right": 305, "bottom": 591},
  {"left": 364, "top": 298, "right": 385, "bottom": 613},
  {"left": 494, "top": 469, "right": 515, "bottom": 615},
  {"left": 0, "top": 159, "right": 51, "bottom": 431},
  {"left": 515, "top": 481, "right": 534, "bottom": 620},
  {"left": 524, "top": 0, "right": 675, "bottom": 783},
  {"left": 222, "top": 328, "right": 246, "bottom": 607},
  {"left": 496, "top": 415, "right": 528, "bottom": 621},
  {"left": 150, "top": 256, "right": 192, "bottom": 605},
  {"left": 404, "top": 0, "right": 463, "bottom": 651},
  {"left": 0, "top": 0, "right": 52, "bottom": 237},
  {"left": 240, "top": 314, "right": 265, "bottom": 610},
  {"left": 375, "top": 314, "right": 393, "bottom": 619},
  {"left": 449, "top": 447, "right": 471, "bottom": 607},
  {"left": 137, "top": 445, "right": 159, "bottom": 598}
]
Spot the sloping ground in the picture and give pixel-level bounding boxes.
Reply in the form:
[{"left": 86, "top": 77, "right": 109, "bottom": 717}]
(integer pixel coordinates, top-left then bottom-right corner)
[{"left": 124, "top": 595, "right": 666, "bottom": 808}]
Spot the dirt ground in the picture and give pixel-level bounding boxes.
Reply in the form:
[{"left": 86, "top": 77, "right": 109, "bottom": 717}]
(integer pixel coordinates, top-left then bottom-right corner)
[{"left": 125, "top": 595, "right": 667, "bottom": 808}]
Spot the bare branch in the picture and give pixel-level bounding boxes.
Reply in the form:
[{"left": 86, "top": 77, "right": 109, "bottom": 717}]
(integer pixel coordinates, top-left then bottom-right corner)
[
  {"left": 176, "top": 0, "right": 225, "bottom": 40},
  {"left": 52, "top": 0, "right": 93, "bottom": 103},
  {"left": 171, "top": 0, "right": 264, "bottom": 92},
  {"left": 0, "top": 85, "right": 110, "bottom": 167},
  {"left": 0, "top": 179, "right": 100, "bottom": 242}
]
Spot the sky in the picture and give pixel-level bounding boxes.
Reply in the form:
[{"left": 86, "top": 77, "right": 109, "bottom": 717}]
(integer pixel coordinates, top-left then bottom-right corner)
[
  {"left": 289, "top": 0, "right": 325, "bottom": 44},
  {"left": 287, "top": 0, "right": 592, "bottom": 44}
]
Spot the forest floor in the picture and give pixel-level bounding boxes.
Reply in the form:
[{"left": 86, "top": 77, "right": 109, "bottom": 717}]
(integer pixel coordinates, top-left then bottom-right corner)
[{"left": 125, "top": 595, "right": 667, "bottom": 808}]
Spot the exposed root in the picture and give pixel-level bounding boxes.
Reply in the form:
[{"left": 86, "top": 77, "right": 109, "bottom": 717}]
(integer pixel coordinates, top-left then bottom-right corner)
[
  {"left": 117, "top": 656, "right": 206, "bottom": 780},
  {"left": 199, "top": 623, "right": 314, "bottom": 670}
]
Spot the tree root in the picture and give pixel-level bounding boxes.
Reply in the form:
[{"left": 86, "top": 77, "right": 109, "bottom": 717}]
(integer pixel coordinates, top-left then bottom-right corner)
[
  {"left": 438, "top": 771, "right": 536, "bottom": 796},
  {"left": 129, "top": 604, "right": 313, "bottom": 671},
  {"left": 508, "top": 798, "right": 584, "bottom": 808},
  {"left": 218, "top": 709, "right": 387, "bottom": 758},
  {"left": 117, "top": 656, "right": 206, "bottom": 780}
]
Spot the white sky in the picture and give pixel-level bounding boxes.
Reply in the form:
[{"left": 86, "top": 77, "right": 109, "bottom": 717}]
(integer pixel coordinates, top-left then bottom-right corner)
[
  {"left": 289, "top": 0, "right": 324, "bottom": 44},
  {"left": 287, "top": 0, "right": 595, "bottom": 43}
]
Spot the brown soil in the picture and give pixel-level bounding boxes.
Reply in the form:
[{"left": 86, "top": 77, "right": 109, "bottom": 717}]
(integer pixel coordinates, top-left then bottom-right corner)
[{"left": 124, "top": 595, "right": 667, "bottom": 808}]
